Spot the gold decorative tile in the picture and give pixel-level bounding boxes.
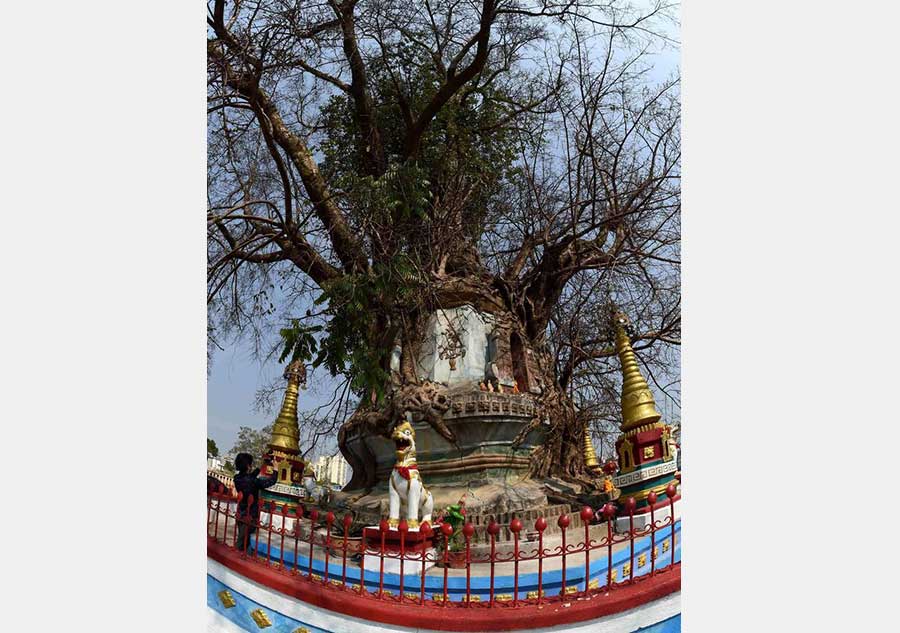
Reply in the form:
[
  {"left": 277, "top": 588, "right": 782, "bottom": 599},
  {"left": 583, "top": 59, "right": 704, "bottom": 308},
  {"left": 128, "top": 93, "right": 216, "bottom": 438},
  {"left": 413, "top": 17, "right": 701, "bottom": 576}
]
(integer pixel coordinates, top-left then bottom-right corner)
[
  {"left": 432, "top": 594, "right": 446, "bottom": 602},
  {"left": 638, "top": 553, "right": 647, "bottom": 568},
  {"left": 496, "top": 593, "right": 513, "bottom": 601},
  {"left": 466, "top": 595, "right": 481, "bottom": 602},
  {"left": 565, "top": 585, "right": 579, "bottom": 594},
  {"left": 350, "top": 584, "right": 360, "bottom": 592},
  {"left": 526, "top": 590, "right": 545, "bottom": 599},
  {"left": 643, "top": 446, "right": 655, "bottom": 459},
  {"left": 662, "top": 539, "right": 670, "bottom": 553},
  {"left": 404, "top": 592, "right": 420, "bottom": 601},
  {"left": 217, "top": 590, "right": 236, "bottom": 609},
  {"left": 610, "top": 569, "right": 617, "bottom": 582},
  {"left": 250, "top": 609, "right": 272, "bottom": 628},
  {"left": 330, "top": 579, "right": 342, "bottom": 587},
  {"left": 292, "top": 628, "right": 310, "bottom": 633},
  {"left": 380, "top": 589, "right": 393, "bottom": 597},
  {"left": 652, "top": 546, "right": 659, "bottom": 560},
  {"left": 623, "top": 562, "right": 632, "bottom": 577},
  {"left": 589, "top": 578, "right": 600, "bottom": 589},
  {"left": 311, "top": 573, "right": 322, "bottom": 581}
]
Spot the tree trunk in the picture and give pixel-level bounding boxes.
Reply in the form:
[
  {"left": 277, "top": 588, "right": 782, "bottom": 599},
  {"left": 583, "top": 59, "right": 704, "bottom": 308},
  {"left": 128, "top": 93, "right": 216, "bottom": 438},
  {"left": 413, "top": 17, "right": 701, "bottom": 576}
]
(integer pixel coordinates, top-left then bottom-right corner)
[{"left": 337, "top": 282, "right": 593, "bottom": 491}]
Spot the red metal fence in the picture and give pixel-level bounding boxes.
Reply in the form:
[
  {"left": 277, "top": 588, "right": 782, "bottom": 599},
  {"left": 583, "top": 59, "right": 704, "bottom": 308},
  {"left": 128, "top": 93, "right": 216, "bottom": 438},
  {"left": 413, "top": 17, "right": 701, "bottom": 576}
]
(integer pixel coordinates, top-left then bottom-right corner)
[{"left": 207, "top": 483, "right": 680, "bottom": 609}]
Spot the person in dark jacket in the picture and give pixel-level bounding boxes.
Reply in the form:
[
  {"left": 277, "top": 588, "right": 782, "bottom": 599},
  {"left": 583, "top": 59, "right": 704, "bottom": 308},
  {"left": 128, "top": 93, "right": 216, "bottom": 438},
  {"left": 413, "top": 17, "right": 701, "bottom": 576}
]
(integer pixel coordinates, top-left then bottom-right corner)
[{"left": 233, "top": 452, "right": 277, "bottom": 553}]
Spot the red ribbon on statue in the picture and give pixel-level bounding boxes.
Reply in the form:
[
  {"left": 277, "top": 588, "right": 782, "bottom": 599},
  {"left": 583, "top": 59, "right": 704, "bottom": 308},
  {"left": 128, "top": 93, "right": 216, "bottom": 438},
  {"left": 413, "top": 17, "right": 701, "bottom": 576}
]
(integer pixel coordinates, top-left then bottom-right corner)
[{"left": 394, "top": 464, "right": 418, "bottom": 480}]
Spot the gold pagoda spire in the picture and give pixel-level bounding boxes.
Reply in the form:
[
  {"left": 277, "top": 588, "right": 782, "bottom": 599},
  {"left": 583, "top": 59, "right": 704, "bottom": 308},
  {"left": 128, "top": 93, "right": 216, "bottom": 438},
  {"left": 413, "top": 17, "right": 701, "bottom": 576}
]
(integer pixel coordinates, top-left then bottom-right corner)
[
  {"left": 613, "top": 312, "right": 662, "bottom": 433},
  {"left": 268, "top": 360, "right": 306, "bottom": 454},
  {"left": 582, "top": 424, "right": 602, "bottom": 474}
]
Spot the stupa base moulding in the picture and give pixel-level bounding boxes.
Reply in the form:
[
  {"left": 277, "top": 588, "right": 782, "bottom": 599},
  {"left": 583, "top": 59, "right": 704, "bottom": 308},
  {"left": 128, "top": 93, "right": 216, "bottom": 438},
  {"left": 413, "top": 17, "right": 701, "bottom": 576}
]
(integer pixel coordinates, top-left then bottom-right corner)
[{"left": 615, "top": 497, "right": 681, "bottom": 533}]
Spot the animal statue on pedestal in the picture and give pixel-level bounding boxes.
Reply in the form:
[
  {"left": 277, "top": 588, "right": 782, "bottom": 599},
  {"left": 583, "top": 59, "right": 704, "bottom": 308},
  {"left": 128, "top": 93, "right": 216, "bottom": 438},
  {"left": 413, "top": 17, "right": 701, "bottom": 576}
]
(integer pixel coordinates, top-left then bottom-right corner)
[{"left": 388, "top": 420, "right": 434, "bottom": 529}]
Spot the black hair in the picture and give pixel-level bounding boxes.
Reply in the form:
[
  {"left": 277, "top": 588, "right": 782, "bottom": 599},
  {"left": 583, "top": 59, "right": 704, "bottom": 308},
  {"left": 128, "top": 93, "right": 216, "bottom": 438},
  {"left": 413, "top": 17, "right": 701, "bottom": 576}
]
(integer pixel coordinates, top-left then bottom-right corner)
[{"left": 235, "top": 452, "right": 253, "bottom": 473}]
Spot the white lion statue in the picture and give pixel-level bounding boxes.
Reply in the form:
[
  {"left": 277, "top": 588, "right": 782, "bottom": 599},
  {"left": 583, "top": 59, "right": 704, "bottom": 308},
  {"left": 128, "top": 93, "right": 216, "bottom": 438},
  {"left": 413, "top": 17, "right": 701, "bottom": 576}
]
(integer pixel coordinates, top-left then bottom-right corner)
[{"left": 388, "top": 420, "right": 434, "bottom": 529}]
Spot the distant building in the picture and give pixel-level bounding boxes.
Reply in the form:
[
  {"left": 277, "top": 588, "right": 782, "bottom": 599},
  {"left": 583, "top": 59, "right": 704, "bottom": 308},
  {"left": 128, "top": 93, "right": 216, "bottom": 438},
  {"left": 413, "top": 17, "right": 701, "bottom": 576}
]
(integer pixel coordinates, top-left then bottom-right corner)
[
  {"left": 207, "top": 456, "right": 224, "bottom": 471},
  {"left": 313, "top": 452, "right": 350, "bottom": 488}
]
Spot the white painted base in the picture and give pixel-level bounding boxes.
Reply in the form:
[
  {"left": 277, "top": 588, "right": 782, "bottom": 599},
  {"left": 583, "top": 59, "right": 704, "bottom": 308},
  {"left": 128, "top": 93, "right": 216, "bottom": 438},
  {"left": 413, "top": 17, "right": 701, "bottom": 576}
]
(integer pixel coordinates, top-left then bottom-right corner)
[
  {"left": 615, "top": 499, "right": 680, "bottom": 533},
  {"left": 363, "top": 548, "right": 436, "bottom": 576},
  {"left": 208, "top": 557, "right": 680, "bottom": 633},
  {"left": 258, "top": 511, "right": 297, "bottom": 534}
]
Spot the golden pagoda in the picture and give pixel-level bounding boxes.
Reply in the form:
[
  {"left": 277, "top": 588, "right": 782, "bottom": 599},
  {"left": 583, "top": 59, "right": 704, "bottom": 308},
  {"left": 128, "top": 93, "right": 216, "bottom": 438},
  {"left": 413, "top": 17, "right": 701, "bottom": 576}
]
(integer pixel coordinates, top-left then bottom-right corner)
[
  {"left": 266, "top": 360, "right": 307, "bottom": 486},
  {"left": 610, "top": 311, "right": 678, "bottom": 511},
  {"left": 613, "top": 312, "right": 663, "bottom": 434},
  {"left": 582, "top": 424, "right": 602, "bottom": 474}
]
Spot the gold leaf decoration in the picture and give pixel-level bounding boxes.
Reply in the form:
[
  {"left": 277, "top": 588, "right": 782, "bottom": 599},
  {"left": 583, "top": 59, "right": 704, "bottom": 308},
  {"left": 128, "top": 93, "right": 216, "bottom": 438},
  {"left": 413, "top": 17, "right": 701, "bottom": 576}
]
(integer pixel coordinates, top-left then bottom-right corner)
[
  {"left": 250, "top": 609, "right": 272, "bottom": 628},
  {"left": 217, "top": 590, "right": 236, "bottom": 609}
]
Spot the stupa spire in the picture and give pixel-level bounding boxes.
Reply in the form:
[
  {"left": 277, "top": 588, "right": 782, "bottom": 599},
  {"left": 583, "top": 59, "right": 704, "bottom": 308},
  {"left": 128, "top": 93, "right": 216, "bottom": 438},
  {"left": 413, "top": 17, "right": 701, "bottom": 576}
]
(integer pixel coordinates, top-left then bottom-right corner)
[
  {"left": 268, "top": 360, "right": 306, "bottom": 454},
  {"left": 582, "top": 424, "right": 602, "bottom": 473},
  {"left": 613, "top": 312, "right": 662, "bottom": 433}
]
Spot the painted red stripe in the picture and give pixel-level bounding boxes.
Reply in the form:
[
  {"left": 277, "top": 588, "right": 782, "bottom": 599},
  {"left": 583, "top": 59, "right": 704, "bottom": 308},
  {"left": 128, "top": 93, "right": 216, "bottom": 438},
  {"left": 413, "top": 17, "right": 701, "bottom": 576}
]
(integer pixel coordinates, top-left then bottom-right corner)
[{"left": 208, "top": 540, "right": 680, "bottom": 632}]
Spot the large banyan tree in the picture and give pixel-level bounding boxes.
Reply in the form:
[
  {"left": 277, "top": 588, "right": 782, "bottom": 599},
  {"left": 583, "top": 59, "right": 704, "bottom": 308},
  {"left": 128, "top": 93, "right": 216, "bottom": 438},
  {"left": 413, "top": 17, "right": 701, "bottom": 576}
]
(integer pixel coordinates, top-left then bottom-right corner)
[{"left": 207, "top": 0, "right": 680, "bottom": 487}]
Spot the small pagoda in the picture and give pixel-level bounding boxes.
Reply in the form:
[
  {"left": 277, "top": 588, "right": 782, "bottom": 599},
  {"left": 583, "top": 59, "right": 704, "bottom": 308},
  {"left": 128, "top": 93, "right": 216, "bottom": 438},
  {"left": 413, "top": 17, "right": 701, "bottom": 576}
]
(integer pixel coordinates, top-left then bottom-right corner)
[
  {"left": 259, "top": 360, "right": 310, "bottom": 531},
  {"left": 611, "top": 312, "right": 679, "bottom": 529}
]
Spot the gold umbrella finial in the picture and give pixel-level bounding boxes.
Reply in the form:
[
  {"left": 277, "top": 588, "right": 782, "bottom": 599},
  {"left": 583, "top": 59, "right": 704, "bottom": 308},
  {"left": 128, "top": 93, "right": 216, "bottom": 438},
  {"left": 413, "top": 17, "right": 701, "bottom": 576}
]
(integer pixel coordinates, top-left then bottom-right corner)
[
  {"left": 582, "top": 424, "right": 602, "bottom": 474},
  {"left": 613, "top": 312, "right": 662, "bottom": 433},
  {"left": 268, "top": 361, "right": 305, "bottom": 454}
]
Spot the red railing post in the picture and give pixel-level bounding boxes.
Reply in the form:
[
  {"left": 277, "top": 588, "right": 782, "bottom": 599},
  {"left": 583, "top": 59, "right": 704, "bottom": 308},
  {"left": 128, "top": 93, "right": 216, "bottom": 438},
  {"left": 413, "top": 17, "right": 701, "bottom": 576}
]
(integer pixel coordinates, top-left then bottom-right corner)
[
  {"left": 419, "top": 522, "right": 431, "bottom": 605},
  {"left": 579, "top": 506, "right": 594, "bottom": 594},
  {"left": 378, "top": 518, "right": 388, "bottom": 598},
  {"left": 243, "top": 494, "right": 254, "bottom": 555},
  {"left": 510, "top": 517, "right": 523, "bottom": 606},
  {"left": 626, "top": 497, "right": 636, "bottom": 583},
  {"left": 487, "top": 520, "right": 499, "bottom": 607},
  {"left": 603, "top": 503, "right": 616, "bottom": 590},
  {"left": 667, "top": 483, "right": 677, "bottom": 570},
  {"left": 324, "top": 512, "right": 335, "bottom": 585},
  {"left": 399, "top": 520, "right": 408, "bottom": 603},
  {"left": 292, "top": 506, "right": 304, "bottom": 574},
  {"left": 214, "top": 486, "right": 225, "bottom": 543},
  {"left": 342, "top": 514, "right": 352, "bottom": 588},
  {"left": 265, "top": 501, "right": 275, "bottom": 565},
  {"left": 279, "top": 504, "right": 288, "bottom": 570},
  {"left": 534, "top": 517, "right": 547, "bottom": 605},
  {"left": 463, "top": 522, "right": 475, "bottom": 606},
  {"left": 234, "top": 491, "right": 242, "bottom": 548},
  {"left": 308, "top": 508, "right": 319, "bottom": 579},
  {"left": 225, "top": 487, "right": 233, "bottom": 542},
  {"left": 557, "top": 514, "right": 570, "bottom": 597},
  {"left": 359, "top": 522, "right": 368, "bottom": 595},
  {"left": 648, "top": 491, "right": 658, "bottom": 576},
  {"left": 207, "top": 487, "right": 214, "bottom": 531},
  {"left": 440, "top": 522, "right": 452, "bottom": 605}
]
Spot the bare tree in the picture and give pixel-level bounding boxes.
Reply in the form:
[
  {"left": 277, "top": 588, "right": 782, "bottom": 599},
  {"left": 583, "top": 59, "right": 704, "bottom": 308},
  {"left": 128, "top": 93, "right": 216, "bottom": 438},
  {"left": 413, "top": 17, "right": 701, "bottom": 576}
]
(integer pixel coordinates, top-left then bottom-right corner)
[{"left": 208, "top": 0, "right": 680, "bottom": 488}]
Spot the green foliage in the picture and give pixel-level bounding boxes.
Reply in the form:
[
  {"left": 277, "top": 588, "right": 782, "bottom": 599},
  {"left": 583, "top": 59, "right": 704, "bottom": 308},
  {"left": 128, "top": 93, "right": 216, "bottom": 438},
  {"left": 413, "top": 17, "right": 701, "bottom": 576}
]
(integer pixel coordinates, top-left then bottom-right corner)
[
  {"left": 280, "top": 49, "right": 522, "bottom": 401},
  {"left": 278, "top": 321, "right": 321, "bottom": 364},
  {"left": 228, "top": 424, "right": 274, "bottom": 463},
  {"left": 279, "top": 256, "right": 419, "bottom": 402},
  {"left": 318, "top": 56, "right": 520, "bottom": 249},
  {"left": 207, "top": 437, "right": 219, "bottom": 458}
]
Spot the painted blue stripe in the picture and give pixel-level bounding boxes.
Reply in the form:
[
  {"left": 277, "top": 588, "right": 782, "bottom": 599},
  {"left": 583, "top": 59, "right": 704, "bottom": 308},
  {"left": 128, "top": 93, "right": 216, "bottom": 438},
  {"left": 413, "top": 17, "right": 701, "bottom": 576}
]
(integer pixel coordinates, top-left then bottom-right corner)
[
  {"left": 635, "top": 613, "right": 681, "bottom": 632},
  {"left": 208, "top": 573, "right": 680, "bottom": 632},
  {"left": 208, "top": 573, "right": 326, "bottom": 633},
  {"left": 236, "top": 520, "right": 680, "bottom": 600}
]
